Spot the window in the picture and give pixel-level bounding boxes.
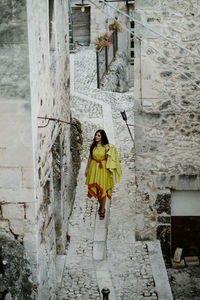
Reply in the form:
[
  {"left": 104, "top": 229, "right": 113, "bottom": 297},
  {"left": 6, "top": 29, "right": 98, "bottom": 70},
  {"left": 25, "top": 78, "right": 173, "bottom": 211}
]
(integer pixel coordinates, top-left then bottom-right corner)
[
  {"left": 49, "top": 0, "right": 54, "bottom": 42},
  {"left": 130, "top": 20, "right": 134, "bottom": 64},
  {"left": 130, "top": 21, "right": 135, "bottom": 29}
]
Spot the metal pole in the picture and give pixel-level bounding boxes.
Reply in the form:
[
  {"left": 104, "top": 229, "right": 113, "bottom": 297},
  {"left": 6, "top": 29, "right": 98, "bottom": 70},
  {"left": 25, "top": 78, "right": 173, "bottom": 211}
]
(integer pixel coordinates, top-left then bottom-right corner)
[
  {"left": 101, "top": 287, "right": 110, "bottom": 300},
  {"left": 96, "top": 51, "right": 100, "bottom": 88},
  {"left": 120, "top": 111, "right": 135, "bottom": 147},
  {"left": 125, "top": 120, "right": 135, "bottom": 146},
  {"left": 115, "top": 30, "right": 118, "bottom": 52},
  {"left": 139, "top": 38, "right": 143, "bottom": 107},
  {"left": 112, "top": 32, "right": 115, "bottom": 59},
  {"left": 105, "top": 46, "right": 108, "bottom": 72}
]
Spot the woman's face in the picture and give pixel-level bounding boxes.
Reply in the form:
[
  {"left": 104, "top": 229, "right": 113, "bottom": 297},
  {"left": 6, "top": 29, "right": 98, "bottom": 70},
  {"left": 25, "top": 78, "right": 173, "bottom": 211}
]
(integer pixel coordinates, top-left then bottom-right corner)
[{"left": 95, "top": 132, "right": 102, "bottom": 143}]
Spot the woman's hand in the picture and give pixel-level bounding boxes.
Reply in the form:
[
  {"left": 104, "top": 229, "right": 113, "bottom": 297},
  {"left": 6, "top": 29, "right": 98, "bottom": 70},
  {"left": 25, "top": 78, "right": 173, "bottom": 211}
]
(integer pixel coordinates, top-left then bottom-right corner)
[
  {"left": 106, "top": 144, "right": 110, "bottom": 153},
  {"left": 85, "top": 153, "right": 91, "bottom": 177}
]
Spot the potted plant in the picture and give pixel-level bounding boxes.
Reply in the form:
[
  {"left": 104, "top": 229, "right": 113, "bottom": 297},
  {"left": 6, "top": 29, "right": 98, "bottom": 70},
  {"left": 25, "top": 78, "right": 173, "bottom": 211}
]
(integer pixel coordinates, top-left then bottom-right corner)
[
  {"left": 96, "top": 33, "right": 112, "bottom": 51},
  {"left": 109, "top": 19, "right": 124, "bottom": 32},
  {"left": 109, "top": 24, "right": 114, "bottom": 31}
]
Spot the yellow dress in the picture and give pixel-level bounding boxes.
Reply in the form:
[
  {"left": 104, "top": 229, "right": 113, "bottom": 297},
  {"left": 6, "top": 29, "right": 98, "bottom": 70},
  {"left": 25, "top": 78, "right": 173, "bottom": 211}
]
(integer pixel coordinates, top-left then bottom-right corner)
[{"left": 85, "top": 145, "right": 114, "bottom": 200}]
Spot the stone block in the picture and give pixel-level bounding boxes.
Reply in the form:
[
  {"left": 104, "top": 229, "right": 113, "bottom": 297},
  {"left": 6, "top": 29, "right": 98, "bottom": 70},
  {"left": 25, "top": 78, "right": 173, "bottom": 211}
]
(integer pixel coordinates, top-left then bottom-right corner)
[
  {"left": 25, "top": 202, "right": 36, "bottom": 221},
  {"left": 184, "top": 256, "right": 200, "bottom": 266},
  {"left": 173, "top": 248, "right": 183, "bottom": 263},
  {"left": 0, "top": 219, "right": 10, "bottom": 234},
  {"left": 93, "top": 242, "right": 106, "bottom": 261},
  {"left": 21, "top": 168, "right": 34, "bottom": 188},
  {"left": 134, "top": 79, "right": 160, "bottom": 99},
  {"left": 9, "top": 219, "right": 24, "bottom": 235},
  {"left": 155, "top": 193, "right": 171, "bottom": 214},
  {"left": 157, "top": 216, "right": 170, "bottom": 223},
  {"left": 171, "top": 259, "right": 185, "bottom": 269},
  {"left": 0, "top": 188, "right": 34, "bottom": 203},
  {"left": 2, "top": 203, "right": 24, "bottom": 220},
  {"left": 0, "top": 145, "right": 33, "bottom": 167},
  {"left": 136, "top": 214, "right": 144, "bottom": 231},
  {"left": 137, "top": 24, "right": 162, "bottom": 39},
  {"left": 155, "top": 174, "right": 177, "bottom": 190},
  {"left": 23, "top": 232, "right": 37, "bottom": 264},
  {"left": 177, "top": 174, "right": 200, "bottom": 190},
  {"left": 0, "top": 168, "right": 21, "bottom": 188},
  {"left": 141, "top": 58, "right": 153, "bottom": 80},
  {"left": 143, "top": 100, "right": 153, "bottom": 106}
]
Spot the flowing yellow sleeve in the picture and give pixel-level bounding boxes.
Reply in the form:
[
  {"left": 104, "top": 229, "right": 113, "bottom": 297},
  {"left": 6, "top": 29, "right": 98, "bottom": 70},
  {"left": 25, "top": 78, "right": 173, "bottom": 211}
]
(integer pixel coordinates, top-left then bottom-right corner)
[{"left": 106, "top": 144, "right": 122, "bottom": 183}]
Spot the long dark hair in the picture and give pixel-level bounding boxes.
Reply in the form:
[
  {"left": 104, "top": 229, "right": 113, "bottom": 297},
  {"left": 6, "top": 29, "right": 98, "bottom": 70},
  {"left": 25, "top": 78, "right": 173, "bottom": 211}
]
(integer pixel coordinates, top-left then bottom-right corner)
[{"left": 90, "top": 129, "right": 109, "bottom": 157}]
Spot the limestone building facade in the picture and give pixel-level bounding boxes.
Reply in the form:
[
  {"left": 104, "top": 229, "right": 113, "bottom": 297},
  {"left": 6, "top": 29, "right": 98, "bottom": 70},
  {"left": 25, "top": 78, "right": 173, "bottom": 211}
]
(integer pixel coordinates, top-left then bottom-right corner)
[
  {"left": 0, "top": 0, "right": 76, "bottom": 298},
  {"left": 134, "top": 0, "right": 200, "bottom": 262}
]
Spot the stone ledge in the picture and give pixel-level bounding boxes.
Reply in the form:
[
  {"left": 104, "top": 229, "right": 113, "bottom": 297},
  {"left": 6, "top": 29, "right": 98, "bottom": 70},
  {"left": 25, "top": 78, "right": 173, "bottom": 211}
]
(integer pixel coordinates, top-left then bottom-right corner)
[{"left": 147, "top": 240, "right": 173, "bottom": 300}]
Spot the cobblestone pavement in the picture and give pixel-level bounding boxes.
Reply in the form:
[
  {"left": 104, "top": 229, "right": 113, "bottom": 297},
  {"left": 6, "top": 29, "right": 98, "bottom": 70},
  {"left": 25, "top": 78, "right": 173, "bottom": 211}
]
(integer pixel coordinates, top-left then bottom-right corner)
[
  {"left": 167, "top": 267, "right": 200, "bottom": 299},
  {"left": 58, "top": 165, "right": 102, "bottom": 300},
  {"left": 58, "top": 46, "right": 159, "bottom": 300}
]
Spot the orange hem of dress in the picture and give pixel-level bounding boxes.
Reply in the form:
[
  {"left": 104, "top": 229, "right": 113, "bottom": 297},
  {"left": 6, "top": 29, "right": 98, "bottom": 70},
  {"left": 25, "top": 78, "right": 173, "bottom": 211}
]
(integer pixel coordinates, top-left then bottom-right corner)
[{"left": 88, "top": 182, "right": 111, "bottom": 200}]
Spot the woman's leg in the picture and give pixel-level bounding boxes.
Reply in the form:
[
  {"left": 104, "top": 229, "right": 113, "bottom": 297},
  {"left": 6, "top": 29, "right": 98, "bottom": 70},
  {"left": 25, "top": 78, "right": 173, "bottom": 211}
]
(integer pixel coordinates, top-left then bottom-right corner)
[
  {"left": 101, "top": 196, "right": 106, "bottom": 213},
  {"left": 98, "top": 198, "right": 102, "bottom": 212},
  {"left": 97, "top": 189, "right": 102, "bottom": 213},
  {"left": 99, "top": 196, "right": 106, "bottom": 219}
]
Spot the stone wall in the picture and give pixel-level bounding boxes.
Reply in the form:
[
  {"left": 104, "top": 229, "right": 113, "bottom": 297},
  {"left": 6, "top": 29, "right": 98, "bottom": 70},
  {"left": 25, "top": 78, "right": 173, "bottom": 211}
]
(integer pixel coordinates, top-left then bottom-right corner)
[
  {"left": 0, "top": 0, "right": 36, "bottom": 284},
  {"left": 27, "top": 0, "right": 71, "bottom": 298},
  {"left": 134, "top": 0, "right": 200, "bottom": 262},
  {"left": 100, "top": 51, "right": 130, "bottom": 92},
  {"left": 0, "top": 0, "right": 73, "bottom": 299}
]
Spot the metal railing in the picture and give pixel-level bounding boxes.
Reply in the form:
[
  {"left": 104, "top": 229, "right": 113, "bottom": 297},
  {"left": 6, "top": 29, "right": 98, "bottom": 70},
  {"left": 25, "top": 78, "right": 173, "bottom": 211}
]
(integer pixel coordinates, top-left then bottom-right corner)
[
  {"left": 96, "top": 30, "right": 118, "bottom": 88},
  {"left": 105, "top": 0, "right": 134, "bottom": 4}
]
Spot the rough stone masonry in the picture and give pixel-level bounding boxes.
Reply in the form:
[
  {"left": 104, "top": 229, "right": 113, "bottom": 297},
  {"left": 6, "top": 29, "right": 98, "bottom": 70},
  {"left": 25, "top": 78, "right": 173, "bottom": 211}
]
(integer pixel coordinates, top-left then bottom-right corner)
[{"left": 134, "top": 0, "right": 200, "bottom": 261}]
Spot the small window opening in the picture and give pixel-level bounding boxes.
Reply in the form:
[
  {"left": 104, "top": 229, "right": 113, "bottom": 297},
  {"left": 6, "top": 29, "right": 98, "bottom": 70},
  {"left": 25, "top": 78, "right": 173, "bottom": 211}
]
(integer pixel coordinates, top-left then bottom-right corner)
[
  {"left": 49, "top": 0, "right": 54, "bottom": 41},
  {"left": 130, "top": 21, "right": 135, "bottom": 29}
]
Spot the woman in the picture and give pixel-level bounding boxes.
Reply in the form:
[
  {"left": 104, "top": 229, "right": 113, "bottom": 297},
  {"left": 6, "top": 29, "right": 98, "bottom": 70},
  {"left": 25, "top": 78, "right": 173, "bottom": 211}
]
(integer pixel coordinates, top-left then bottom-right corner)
[{"left": 85, "top": 129, "right": 122, "bottom": 220}]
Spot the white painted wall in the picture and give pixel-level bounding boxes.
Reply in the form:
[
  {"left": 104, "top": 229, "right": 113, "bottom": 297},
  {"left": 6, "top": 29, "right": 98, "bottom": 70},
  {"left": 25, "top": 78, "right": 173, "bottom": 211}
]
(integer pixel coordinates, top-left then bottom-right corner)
[{"left": 171, "top": 191, "right": 200, "bottom": 216}]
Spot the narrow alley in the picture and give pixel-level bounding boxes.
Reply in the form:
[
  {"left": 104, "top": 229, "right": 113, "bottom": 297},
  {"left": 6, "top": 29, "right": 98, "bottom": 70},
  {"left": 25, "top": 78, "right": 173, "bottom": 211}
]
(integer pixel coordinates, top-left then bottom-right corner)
[
  {"left": 1, "top": 1, "right": 200, "bottom": 300},
  {"left": 57, "top": 47, "right": 170, "bottom": 300}
]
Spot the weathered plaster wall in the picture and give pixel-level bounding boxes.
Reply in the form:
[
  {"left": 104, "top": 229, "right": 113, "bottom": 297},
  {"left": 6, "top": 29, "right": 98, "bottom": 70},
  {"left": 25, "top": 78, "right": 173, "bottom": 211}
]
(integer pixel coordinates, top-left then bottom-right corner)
[
  {"left": 134, "top": 0, "right": 200, "bottom": 261},
  {"left": 0, "top": 0, "right": 36, "bottom": 278},
  {"left": 27, "top": 0, "right": 71, "bottom": 298}
]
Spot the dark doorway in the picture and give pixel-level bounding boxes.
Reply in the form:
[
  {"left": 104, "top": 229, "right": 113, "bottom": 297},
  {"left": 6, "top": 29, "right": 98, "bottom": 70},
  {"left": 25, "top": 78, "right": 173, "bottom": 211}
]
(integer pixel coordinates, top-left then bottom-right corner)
[
  {"left": 72, "top": 7, "right": 90, "bottom": 44},
  {"left": 171, "top": 216, "right": 200, "bottom": 257}
]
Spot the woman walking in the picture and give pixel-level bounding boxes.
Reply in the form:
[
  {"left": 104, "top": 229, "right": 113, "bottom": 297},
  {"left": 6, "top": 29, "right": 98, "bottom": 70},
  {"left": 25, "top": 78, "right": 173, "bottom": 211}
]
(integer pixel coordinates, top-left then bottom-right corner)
[{"left": 85, "top": 129, "right": 122, "bottom": 220}]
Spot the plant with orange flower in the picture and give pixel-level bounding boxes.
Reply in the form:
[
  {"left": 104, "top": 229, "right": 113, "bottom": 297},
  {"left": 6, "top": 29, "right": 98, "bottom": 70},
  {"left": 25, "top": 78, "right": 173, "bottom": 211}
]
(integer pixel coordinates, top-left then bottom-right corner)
[
  {"left": 109, "top": 19, "right": 125, "bottom": 32},
  {"left": 96, "top": 32, "right": 112, "bottom": 51}
]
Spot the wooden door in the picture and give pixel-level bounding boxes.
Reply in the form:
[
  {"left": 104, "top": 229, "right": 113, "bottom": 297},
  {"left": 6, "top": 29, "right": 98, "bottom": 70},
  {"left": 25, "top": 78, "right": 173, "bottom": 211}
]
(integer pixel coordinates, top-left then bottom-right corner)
[{"left": 72, "top": 7, "right": 90, "bottom": 44}]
